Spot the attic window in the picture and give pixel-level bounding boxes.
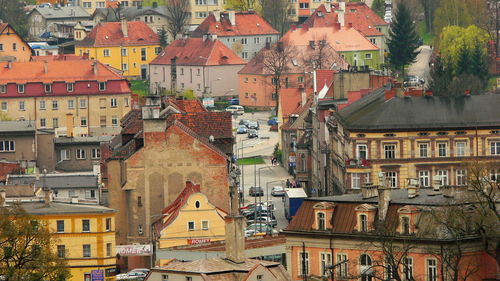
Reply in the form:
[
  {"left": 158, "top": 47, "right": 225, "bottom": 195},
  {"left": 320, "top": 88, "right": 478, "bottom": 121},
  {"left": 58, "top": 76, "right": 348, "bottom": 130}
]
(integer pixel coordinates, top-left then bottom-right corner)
[
  {"left": 418, "top": 132, "right": 429, "bottom": 136},
  {"left": 220, "top": 56, "right": 228, "bottom": 60},
  {"left": 383, "top": 133, "right": 395, "bottom": 137}
]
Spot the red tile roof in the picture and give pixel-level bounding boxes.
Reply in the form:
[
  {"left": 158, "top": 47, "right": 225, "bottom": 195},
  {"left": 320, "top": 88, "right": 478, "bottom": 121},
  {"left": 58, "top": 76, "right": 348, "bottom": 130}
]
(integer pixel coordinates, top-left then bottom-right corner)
[
  {"left": 280, "top": 88, "right": 314, "bottom": 119},
  {"left": 31, "top": 54, "right": 88, "bottom": 61},
  {"left": 192, "top": 11, "right": 279, "bottom": 37},
  {"left": 150, "top": 38, "right": 246, "bottom": 66},
  {"left": 0, "top": 23, "right": 8, "bottom": 33},
  {"left": 305, "top": 3, "right": 387, "bottom": 37},
  {"left": 0, "top": 60, "right": 126, "bottom": 84},
  {"left": 76, "top": 21, "right": 159, "bottom": 47},
  {"left": 166, "top": 111, "right": 233, "bottom": 139},
  {"left": 315, "top": 69, "right": 335, "bottom": 90},
  {"left": 166, "top": 235, "right": 286, "bottom": 251},
  {"left": 165, "top": 98, "right": 207, "bottom": 113}
]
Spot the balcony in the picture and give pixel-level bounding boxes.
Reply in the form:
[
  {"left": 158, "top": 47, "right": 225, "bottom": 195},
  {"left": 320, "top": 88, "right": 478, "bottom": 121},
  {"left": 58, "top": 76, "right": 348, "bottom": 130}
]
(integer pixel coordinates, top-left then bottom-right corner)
[{"left": 346, "top": 159, "right": 371, "bottom": 168}]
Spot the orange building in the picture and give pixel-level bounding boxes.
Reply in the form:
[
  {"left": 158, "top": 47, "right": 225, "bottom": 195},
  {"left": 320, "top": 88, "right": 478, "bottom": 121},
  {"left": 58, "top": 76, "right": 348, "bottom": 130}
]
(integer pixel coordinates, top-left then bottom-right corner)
[
  {"left": 0, "top": 23, "right": 32, "bottom": 62},
  {"left": 283, "top": 187, "right": 498, "bottom": 280}
]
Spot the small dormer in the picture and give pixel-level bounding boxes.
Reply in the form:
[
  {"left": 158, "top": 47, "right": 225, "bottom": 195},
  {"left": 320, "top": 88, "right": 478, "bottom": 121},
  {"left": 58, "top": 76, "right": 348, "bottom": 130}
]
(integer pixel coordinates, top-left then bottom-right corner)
[
  {"left": 354, "top": 204, "right": 377, "bottom": 232},
  {"left": 312, "top": 202, "right": 335, "bottom": 230},
  {"left": 397, "top": 205, "right": 419, "bottom": 235}
]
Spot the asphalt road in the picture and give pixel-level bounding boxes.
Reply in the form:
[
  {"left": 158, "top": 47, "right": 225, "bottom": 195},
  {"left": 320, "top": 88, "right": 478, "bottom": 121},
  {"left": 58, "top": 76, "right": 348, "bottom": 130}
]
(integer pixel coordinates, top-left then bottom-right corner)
[
  {"left": 232, "top": 112, "right": 293, "bottom": 231},
  {"left": 408, "top": 45, "right": 432, "bottom": 87}
]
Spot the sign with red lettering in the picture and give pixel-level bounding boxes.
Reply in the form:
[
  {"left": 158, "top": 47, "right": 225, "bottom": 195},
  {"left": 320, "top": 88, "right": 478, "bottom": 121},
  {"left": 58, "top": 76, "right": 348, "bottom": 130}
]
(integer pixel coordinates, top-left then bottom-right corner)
[{"left": 187, "top": 238, "right": 211, "bottom": 245}]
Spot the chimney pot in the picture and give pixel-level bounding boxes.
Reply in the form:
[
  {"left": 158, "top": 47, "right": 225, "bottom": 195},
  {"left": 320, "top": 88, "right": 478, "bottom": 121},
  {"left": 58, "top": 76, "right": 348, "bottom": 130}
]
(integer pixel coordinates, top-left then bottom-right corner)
[
  {"left": 361, "top": 183, "right": 378, "bottom": 199},
  {"left": 121, "top": 19, "right": 128, "bottom": 37},
  {"left": 43, "top": 186, "right": 52, "bottom": 206}
]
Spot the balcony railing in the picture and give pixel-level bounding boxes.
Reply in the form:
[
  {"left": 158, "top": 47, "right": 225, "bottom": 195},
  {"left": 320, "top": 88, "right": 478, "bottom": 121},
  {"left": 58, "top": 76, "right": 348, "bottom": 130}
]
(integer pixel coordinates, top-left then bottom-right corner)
[{"left": 346, "top": 159, "right": 371, "bottom": 168}]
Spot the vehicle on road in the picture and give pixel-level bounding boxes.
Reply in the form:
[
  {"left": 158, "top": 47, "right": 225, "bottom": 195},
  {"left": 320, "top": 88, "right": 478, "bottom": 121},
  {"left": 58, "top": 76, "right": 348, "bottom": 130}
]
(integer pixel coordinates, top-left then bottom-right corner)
[
  {"left": 284, "top": 188, "right": 308, "bottom": 220},
  {"left": 239, "top": 119, "right": 250, "bottom": 127},
  {"left": 240, "top": 201, "right": 274, "bottom": 211},
  {"left": 225, "top": 105, "right": 244, "bottom": 115},
  {"left": 267, "top": 117, "right": 279, "bottom": 126},
  {"left": 403, "top": 75, "right": 424, "bottom": 87},
  {"left": 249, "top": 186, "right": 264, "bottom": 196},
  {"left": 245, "top": 211, "right": 274, "bottom": 220},
  {"left": 247, "top": 121, "right": 260, "bottom": 130},
  {"left": 236, "top": 125, "right": 248, "bottom": 134},
  {"left": 271, "top": 186, "right": 285, "bottom": 196},
  {"left": 247, "top": 129, "right": 258, "bottom": 138},
  {"left": 116, "top": 268, "right": 149, "bottom": 280},
  {"left": 247, "top": 216, "right": 278, "bottom": 227},
  {"left": 229, "top": 98, "right": 239, "bottom": 105}
]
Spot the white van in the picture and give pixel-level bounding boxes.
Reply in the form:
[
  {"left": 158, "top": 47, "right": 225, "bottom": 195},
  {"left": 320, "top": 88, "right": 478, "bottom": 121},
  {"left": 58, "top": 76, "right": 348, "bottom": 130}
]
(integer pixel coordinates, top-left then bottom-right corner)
[{"left": 225, "top": 105, "right": 245, "bottom": 115}]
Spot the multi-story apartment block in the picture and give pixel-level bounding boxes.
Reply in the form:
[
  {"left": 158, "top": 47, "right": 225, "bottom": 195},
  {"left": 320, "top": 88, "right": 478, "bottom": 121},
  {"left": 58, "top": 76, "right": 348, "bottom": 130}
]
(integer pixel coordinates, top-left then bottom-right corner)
[
  {"left": 76, "top": 20, "right": 160, "bottom": 79},
  {"left": 188, "top": 0, "right": 224, "bottom": 26},
  {"left": 27, "top": 6, "right": 92, "bottom": 40},
  {"left": 93, "top": 6, "right": 170, "bottom": 34},
  {"left": 78, "top": 0, "right": 144, "bottom": 14},
  {"left": 0, "top": 59, "right": 132, "bottom": 136},
  {"left": 2, "top": 190, "right": 118, "bottom": 281},
  {"left": 150, "top": 36, "right": 246, "bottom": 99},
  {"left": 0, "top": 23, "right": 32, "bottom": 62},
  {"left": 328, "top": 87, "right": 500, "bottom": 192},
  {"left": 287, "top": 0, "right": 336, "bottom": 23},
  {"left": 192, "top": 11, "right": 280, "bottom": 61}
]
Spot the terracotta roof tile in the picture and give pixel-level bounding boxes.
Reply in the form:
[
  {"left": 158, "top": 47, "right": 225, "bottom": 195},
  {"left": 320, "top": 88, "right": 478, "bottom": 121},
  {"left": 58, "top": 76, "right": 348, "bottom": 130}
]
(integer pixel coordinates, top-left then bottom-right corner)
[
  {"left": 166, "top": 111, "right": 233, "bottom": 139},
  {"left": 31, "top": 54, "right": 88, "bottom": 61},
  {"left": 150, "top": 38, "right": 246, "bottom": 66},
  {"left": 165, "top": 235, "right": 286, "bottom": 251},
  {"left": 165, "top": 98, "right": 207, "bottom": 113},
  {"left": 159, "top": 181, "right": 202, "bottom": 227},
  {"left": 0, "top": 60, "right": 127, "bottom": 84},
  {"left": 76, "top": 21, "right": 159, "bottom": 47},
  {"left": 192, "top": 11, "right": 279, "bottom": 37},
  {"left": 315, "top": 69, "right": 335, "bottom": 90},
  {"left": 280, "top": 88, "right": 313, "bottom": 119}
]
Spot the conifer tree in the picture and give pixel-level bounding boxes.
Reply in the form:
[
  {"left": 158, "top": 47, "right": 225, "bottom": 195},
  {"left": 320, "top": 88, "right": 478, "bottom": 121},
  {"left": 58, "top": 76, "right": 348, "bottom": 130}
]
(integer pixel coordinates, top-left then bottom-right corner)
[{"left": 387, "top": 1, "right": 420, "bottom": 76}]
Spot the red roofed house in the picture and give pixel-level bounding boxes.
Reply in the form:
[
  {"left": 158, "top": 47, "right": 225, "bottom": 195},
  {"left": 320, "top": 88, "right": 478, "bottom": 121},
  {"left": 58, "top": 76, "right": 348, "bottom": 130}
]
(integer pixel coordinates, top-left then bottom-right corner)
[
  {"left": 103, "top": 95, "right": 233, "bottom": 270},
  {"left": 149, "top": 36, "right": 246, "bottom": 100},
  {"left": 305, "top": 2, "right": 390, "bottom": 63},
  {"left": 0, "top": 59, "right": 132, "bottom": 135},
  {"left": 192, "top": 11, "right": 280, "bottom": 61},
  {"left": 152, "top": 181, "right": 228, "bottom": 257},
  {"left": 75, "top": 20, "right": 160, "bottom": 79}
]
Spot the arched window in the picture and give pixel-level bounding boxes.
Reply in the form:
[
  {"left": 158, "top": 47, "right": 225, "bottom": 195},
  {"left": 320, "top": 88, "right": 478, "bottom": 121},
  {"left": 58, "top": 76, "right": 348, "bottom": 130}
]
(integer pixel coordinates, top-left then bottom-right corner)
[
  {"left": 401, "top": 216, "right": 410, "bottom": 235},
  {"left": 317, "top": 212, "right": 325, "bottom": 230},
  {"left": 360, "top": 254, "right": 373, "bottom": 281},
  {"left": 359, "top": 214, "right": 368, "bottom": 232}
]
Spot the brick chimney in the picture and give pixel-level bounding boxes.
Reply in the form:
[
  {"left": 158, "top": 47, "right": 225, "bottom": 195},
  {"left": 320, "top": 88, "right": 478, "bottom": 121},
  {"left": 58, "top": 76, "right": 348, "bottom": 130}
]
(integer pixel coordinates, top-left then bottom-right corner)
[
  {"left": 378, "top": 185, "right": 391, "bottom": 221},
  {"left": 225, "top": 180, "right": 245, "bottom": 263},
  {"left": 121, "top": 19, "right": 128, "bottom": 37},
  {"left": 338, "top": 2, "right": 345, "bottom": 27},
  {"left": 361, "top": 182, "right": 378, "bottom": 199}
]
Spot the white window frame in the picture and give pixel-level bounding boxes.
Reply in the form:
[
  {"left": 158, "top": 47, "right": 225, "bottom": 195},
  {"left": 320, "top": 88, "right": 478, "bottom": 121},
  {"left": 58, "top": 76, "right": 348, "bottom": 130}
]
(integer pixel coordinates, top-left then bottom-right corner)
[
  {"left": 66, "top": 83, "right": 74, "bottom": 92},
  {"left": 437, "top": 170, "right": 449, "bottom": 186},
  {"left": 359, "top": 214, "right": 368, "bottom": 232},
  {"left": 490, "top": 141, "right": 500, "bottom": 155},
  {"left": 103, "top": 49, "right": 110, "bottom": 57},
  {"left": 99, "top": 82, "right": 106, "bottom": 91},
  {"left": 110, "top": 98, "right": 117, "bottom": 107},
  {"left": 385, "top": 171, "right": 398, "bottom": 188},
  {"left": 426, "top": 259, "right": 437, "bottom": 281},
  {"left": 419, "top": 143, "right": 428, "bottom": 158},
  {"left": 44, "top": 84, "right": 52, "bottom": 93},
  {"left": 202, "top": 220, "right": 209, "bottom": 230},
  {"left": 17, "top": 84, "right": 25, "bottom": 93},
  {"left": 80, "top": 117, "right": 87, "bottom": 127},
  {"left": 0, "top": 140, "right": 15, "bottom": 152},
  {"left": 299, "top": 251, "right": 309, "bottom": 276},
  {"left": 19, "top": 101, "right": 25, "bottom": 111},
  {"left": 403, "top": 257, "right": 413, "bottom": 280},
  {"left": 91, "top": 148, "right": 100, "bottom": 159},
  {"left": 365, "top": 53, "right": 372, "bottom": 59},
  {"left": 52, "top": 100, "right": 58, "bottom": 110},
  {"left": 40, "top": 118, "right": 46, "bottom": 128},
  {"left": 438, "top": 142, "right": 447, "bottom": 157},
  {"left": 76, "top": 148, "right": 86, "bottom": 159},
  {"left": 68, "top": 100, "right": 74, "bottom": 109},
  {"left": 336, "top": 253, "right": 348, "bottom": 279},
  {"left": 351, "top": 173, "right": 361, "bottom": 189},
  {"left": 39, "top": 100, "right": 46, "bottom": 110},
  {"left": 356, "top": 144, "right": 368, "bottom": 160},
  {"left": 456, "top": 169, "right": 467, "bottom": 186},
  {"left": 419, "top": 170, "right": 429, "bottom": 187},
  {"left": 1, "top": 102, "right": 7, "bottom": 111},
  {"left": 384, "top": 144, "right": 396, "bottom": 159},
  {"left": 317, "top": 212, "right": 326, "bottom": 230},
  {"left": 456, "top": 141, "right": 466, "bottom": 156},
  {"left": 320, "top": 252, "right": 332, "bottom": 277},
  {"left": 79, "top": 99, "right": 87, "bottom": 109},
  {"left": 83, "top": 244, "right": 91, "bottom": 257},
  {"left": 60, "top": 149, "right": 70, "bottom": 160},
  {"left": 111, "top": 116, "right": 118, "bottom": 127}
]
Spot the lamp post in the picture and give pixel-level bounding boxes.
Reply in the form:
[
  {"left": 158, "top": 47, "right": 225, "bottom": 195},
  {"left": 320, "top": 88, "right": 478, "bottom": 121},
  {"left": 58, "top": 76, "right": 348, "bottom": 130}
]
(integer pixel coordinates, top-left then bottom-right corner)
[
  {"left": 257, "top": 165, "right": 274, "bottom": 232},
  {"left": 265, "top": 179, "right": 283, "bottom": 227},
  {"left": 237, "top": 145, "right": 253, "bottom": 207}
]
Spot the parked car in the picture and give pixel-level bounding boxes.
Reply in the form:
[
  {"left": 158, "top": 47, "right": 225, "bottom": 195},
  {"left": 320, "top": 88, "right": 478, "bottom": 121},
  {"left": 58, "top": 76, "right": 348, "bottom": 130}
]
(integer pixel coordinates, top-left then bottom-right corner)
[
  {"left": 116, "top": 269, "right": 149, "bottom": 280},
  {"left": 271, "top": 186, "right": 285, "bottom": 196},
  {"left": 403, "top": 75, "right": 423, "bottom": 87},
  {"left": 247, "top": 216, "right": 277, "bottom": 227},
  {"left": 267, "top": 117, "right": 279, "bottom": 126},
  {"left": 245, "top": 211, "right": 274, "bottom": 220},
  {"left": 225, "top": 105, "right": 244, "bottom": 115},
  {"left": 229, "top": 98, "right": 239, "bottom": 105},
  {"left": 240, "top": 201, "right": 274, "bottom": 211},
  {"left": 236, "top": 125, "right": 248, "bottom": 134},
  {"left": 247, "top": 129, "right": 258, "bottom": 138},
  {"left": 247, "top": 121, "right": 260, "bottom": 130},
  {"left": 239, "top": 119, "right": 250, "bottom": 127},
  {"left": 249, "top": 186, "right": 264, "bottom": 196}
]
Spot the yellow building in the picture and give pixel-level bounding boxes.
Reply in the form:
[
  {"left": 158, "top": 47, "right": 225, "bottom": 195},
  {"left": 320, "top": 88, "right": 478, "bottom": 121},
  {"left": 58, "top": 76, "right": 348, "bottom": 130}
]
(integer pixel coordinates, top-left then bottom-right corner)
[
  {"left": 154, "top": 181, "right": 228, "bottom": 250},
  {"left": 75, "top": 21, "right": 160, "bottom": 79},
  {"left": 0, "top": 59, "right": 132, "bottom": 136},
  {"left": 329, "top": 88, "right": 500, "bottom": 191},
  {"left": 22, "top": 200, "right": 118, "bottom": 281},
  {"left": 189, "top": 0, "right": 224, "bottom": 26},
  {"left": 0, "top": 23, "right": 32, "bottom": 62},
  {"left": 80, "top": 0, "right": 143, "bottom": 14}
]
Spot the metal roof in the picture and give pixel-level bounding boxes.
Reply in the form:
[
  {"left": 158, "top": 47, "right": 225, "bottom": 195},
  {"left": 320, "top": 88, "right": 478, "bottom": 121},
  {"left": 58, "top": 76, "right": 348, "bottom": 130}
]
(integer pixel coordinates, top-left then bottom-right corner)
[
  {"left": 7, "top": 173, "right": 97, "bottom": 189},
  {"left": 0, "top": 121, "right": 36, "bottom": 133},
  {"left": 19, "top": 201, "right": 115, "bottom": 215},
  {"left": 31, "top": 6, "right": 91, "bottom": 19}
]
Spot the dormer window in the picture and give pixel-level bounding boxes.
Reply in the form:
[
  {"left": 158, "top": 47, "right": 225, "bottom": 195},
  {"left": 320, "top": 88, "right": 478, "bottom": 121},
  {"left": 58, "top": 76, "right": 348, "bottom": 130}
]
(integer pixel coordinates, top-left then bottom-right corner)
[
  {"left": 67, "top": 83, "right": 74, "bottom": 92},
  {"left": 359, "top": 214, "right": 368, "bottom": 232},
  {"left": 99, "top": 82, "right": 106, "bottom": 91},
  {"left": 44, "top": 84, "right": 52, "bottom": 93},
  {"left": 397, "top": 206, "right": 419, "bottom": 235},
  {"left": 17, "top": 84, "right": 25, "bottom": 94},
  {"left": 0, "top": 85, "right": 6, "bottom": 93},
  {"left": 317, "top": 212, "right": 325, "bottom": 230}
]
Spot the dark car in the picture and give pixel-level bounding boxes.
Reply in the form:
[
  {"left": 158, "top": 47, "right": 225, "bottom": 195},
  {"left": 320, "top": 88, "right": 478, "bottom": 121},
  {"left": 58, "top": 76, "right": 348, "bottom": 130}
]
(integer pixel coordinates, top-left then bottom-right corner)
[
  {"left": 247, "top": 129, "right": 258, "bottom": 138},
  {"left": 239, "top": 119, "right": 250, "bottom": 127},
  {"left": 236, "top": 125, "right": 248, "bottom": 134},
  {"left": 249, "top": 186, "right": 264, "bottom": 196},
  {"left": 229, "top": 98, "right": 239, "bottom": 105},
  {"left": 267, "top": 117, "right": 279, "bottom": 126},
  {"left": 247, "top": 121, "right": 259, "bottom": 130}
]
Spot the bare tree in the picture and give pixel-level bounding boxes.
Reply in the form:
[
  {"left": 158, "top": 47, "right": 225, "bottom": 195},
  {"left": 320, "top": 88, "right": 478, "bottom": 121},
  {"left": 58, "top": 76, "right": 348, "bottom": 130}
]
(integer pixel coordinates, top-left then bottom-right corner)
[
  {"left": 304, "top": 36, "right": 345, "bottom": 70},
  {"left": 258, "top": 0, "right": 290, "bottom": 36},
  {"left": 165, "top": 0, "right": 190, "bottom": 40},
  {"left": 259, "top": 41, "right": 293, "bottom": 113}
]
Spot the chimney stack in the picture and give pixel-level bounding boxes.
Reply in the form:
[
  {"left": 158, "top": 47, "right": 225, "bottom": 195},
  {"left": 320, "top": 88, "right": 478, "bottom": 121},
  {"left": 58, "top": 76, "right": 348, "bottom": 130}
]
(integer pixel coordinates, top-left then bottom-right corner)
[
  {"left": 361, "top": 182, "right": 378, "bottom": 199},
  {"left": 406, "top": 178, "right": 420, "bottom": 199},
  {"left": 325, "top": 3, "right": 332, "bottom": 13},
  {"left": 66, "top": 113, "right": 74, "bottom": 138},
  {"left": 228, "top": 10, "right": 236, "bottom": 26},
  {"left": 92, "top": 61, "right": 98, "bottom": 75},
  {"left": 442, "top": 185, "right": 455, "bottom": 198},
  {"left": 121, "top": 19, "right": 128, "bottom": 37},
  {"left": 378, "top": 185, "right": 391, "bottom": 221},
  {"left": 43, "top": 61, "right": 48, "bottom": 73},
  {"left": 43, "top": 186, "right": 52, "bottom": 206},
  {"left": 213, "top": 10, "right": 221, "bottom": 22},
  {"left": 338, "top": 2, "right": 345, "bottom": 27}
]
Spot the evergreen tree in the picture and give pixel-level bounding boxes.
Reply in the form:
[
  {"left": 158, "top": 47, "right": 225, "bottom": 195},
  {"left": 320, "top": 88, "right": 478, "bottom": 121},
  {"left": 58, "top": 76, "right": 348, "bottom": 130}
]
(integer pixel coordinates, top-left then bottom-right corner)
[
  {"left": 371, "top": 0, "right": 385, "bottom": 19},
  {"left": 387, "top": 1, "right": 420, "bottom": 76},
  {"left": 427, "top": 55, "right": 452, "bottom": 95},
  {"left": 469, "top": 44, "right": 488, "bottom": 82},
  {"left": 158, "top": 27, "right": 168, "bottom": 48},
  {"left": 455, "top": 43, "right": 471, "bottom": 76},
  {"left": 0, "top": 0, "right": 29, "bottom": 38}
]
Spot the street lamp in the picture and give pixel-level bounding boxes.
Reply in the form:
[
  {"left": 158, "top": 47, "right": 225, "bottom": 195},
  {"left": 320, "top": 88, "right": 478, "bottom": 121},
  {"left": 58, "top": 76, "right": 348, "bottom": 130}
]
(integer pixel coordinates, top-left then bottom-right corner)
[{"left": 255, "top": 165, "right": 274, "bottom": 232}]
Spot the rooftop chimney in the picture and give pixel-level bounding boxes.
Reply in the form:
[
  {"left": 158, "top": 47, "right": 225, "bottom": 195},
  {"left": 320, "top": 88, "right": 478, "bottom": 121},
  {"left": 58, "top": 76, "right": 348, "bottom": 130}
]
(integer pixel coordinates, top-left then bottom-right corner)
[
  {"left": 225, "top": 169, "right": 245, "bottom": 264},
  {"left": 43, "top": 186, "right": 52, "bottom": 206},
  {"left": 338, "top": 2, "right": 345, "bottom": 27},
  {"left": 121, "top": 19, "right": 128, "bottom": 37},
  {"left": 407, "top": 178, "right": 420, "bottom": 199},
  {"left": 378, "top": 185, "right": 391, "bottom": 221},
  {"left": 92, "top": 61, "right": 98, "bottom": 75},
  {"left": 213, "top": 10, "right": 221, "bottom": 22},
  {"left": 442, "top": 185, "right": 455, "bottom": 198},
  {"left": 228, "top": 10, "right": 236, "bottom": 26},
  {"left": 325, "top": 3, "right": 332, "bottom": 13},
  {"left": 66, "top": 113, "right": 74, "bottom": 138},
  {"left": 361, "top": 182, "right": 378, "bottom": 199},
  {"left": 43, "top": 61, "right": 48, "bottom": 73}
]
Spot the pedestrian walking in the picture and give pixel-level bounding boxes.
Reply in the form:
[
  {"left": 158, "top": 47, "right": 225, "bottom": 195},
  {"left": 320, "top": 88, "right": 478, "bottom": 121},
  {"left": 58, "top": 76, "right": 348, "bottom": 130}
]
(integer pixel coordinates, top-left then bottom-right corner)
[{"left": 286, "top": 179, "right": 291, "bottom": 188}]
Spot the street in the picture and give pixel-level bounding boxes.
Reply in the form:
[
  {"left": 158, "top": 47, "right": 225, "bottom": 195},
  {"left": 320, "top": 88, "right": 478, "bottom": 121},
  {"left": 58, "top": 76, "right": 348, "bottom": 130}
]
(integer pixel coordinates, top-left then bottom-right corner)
[
  {"left": 408, "top": 45, "right": 432, "bottom": 86},
  {"left": 232, "top": 112, "right": 292, "bottom": 231}
]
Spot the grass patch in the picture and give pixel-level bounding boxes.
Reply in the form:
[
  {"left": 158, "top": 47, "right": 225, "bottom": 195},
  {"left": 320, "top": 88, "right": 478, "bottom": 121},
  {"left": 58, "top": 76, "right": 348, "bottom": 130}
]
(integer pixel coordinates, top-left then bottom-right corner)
[
  {"left": 237, "top": 156, "right": 265, "bottom": 165},
  {"left": 129, "top": 80, "right": 149, "bottom": 97},
  {"left": 486, "top": 76, "right": 499, "bottom": 91}
]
